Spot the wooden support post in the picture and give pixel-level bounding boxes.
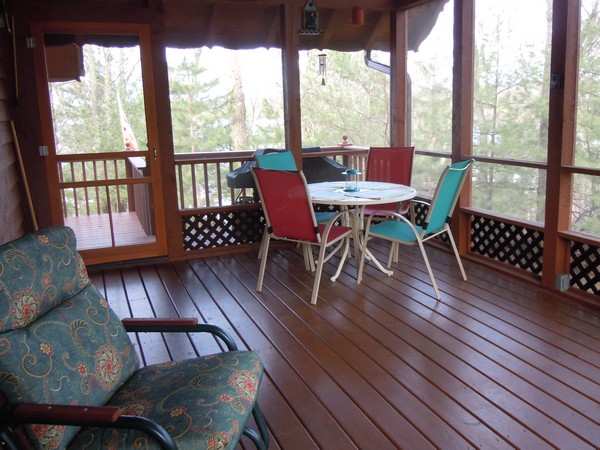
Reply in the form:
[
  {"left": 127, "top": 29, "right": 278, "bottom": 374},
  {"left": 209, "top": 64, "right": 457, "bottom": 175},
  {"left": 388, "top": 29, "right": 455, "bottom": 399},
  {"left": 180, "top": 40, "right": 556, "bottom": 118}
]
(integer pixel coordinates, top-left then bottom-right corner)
[
  {"left": 542, "top": 0, "right": 580, "bottom": 290},
  {"left": 452, "top": 0, "right": 475, "bottom": 256},
  {"left": 281, "top": 3, "right": 303, "bottom": 168},
  {"left": 390, "top": 7, "right": 408, "bottom": 147}
]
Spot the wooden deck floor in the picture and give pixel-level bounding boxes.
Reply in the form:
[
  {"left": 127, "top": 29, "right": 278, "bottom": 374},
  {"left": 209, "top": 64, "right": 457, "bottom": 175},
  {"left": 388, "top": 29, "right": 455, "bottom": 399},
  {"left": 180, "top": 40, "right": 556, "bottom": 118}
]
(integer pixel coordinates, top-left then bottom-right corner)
[
  {"left": 88, "top": 239, "right": 600, "bottom": 449},
  {"left": 65, "top": 212, "right": 155, "bottom": 250}
]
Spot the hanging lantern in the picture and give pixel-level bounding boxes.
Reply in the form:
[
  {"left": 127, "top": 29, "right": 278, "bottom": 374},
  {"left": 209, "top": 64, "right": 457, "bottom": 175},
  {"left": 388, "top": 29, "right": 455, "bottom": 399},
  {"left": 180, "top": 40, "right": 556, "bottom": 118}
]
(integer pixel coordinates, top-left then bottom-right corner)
[
  {"left": 318, "top": 53, "right": 326, "bottom": 85},
  {"left": 299, "top": 0, "right": 322, "bottom": 35}
]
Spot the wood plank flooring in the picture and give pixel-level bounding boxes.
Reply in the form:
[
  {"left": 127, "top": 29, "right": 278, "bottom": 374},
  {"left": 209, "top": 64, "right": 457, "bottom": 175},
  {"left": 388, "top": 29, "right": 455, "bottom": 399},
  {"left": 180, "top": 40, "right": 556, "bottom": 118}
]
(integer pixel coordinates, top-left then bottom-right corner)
[
  {"left": 66, "top": 212, "right": 155, "bottom": 250},
  {"left": 88, "top": 239, "right": 600, "bottom": 449}
]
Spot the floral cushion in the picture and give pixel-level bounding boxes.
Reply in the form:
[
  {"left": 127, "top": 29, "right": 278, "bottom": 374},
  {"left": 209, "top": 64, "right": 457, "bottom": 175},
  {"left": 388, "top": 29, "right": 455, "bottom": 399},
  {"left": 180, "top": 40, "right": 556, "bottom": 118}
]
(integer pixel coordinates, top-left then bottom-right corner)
[
  {"left": 0, "top": 226, "right": 89, "bottom": 333},
  {"left": 0, "top": 227, "right": 139, "bottom": 449},
  {"left": 69, "top": 351, "right": 264, "bottom": 450},
  {"left": 0, "top": 227, "right": 266, "bottom": 449}
]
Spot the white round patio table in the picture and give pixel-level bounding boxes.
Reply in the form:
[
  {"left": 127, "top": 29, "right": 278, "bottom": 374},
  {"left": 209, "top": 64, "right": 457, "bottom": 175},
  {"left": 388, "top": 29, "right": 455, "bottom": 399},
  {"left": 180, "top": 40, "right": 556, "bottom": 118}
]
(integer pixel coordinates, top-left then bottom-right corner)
[{"left": 308, "top": 181, "right": 417, "bottom": 280}]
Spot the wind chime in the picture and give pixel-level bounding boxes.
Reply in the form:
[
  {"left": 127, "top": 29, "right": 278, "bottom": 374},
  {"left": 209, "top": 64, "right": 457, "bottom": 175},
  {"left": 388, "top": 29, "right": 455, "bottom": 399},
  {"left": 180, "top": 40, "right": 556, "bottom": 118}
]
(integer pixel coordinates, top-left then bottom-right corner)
[{"left": 318, "top": 52, "right": 326, "bottom": 85}]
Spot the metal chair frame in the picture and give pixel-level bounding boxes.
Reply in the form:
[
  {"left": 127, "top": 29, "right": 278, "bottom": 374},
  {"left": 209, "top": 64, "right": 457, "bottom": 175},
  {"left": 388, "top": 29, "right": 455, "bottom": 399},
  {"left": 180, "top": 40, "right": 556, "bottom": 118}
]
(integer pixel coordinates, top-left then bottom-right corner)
[{"left": 357, "top": 159, "right": 474, "bottom": 300}]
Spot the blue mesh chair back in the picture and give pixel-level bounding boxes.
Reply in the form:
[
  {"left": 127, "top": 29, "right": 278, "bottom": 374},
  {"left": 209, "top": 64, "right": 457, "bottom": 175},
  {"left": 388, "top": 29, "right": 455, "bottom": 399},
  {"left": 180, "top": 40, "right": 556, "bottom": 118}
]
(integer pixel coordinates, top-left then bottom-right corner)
[
  {"left": 425, "top": 159, "right": 473, "bottom": 234},
  {"left": 255, "top": 151, "right": 297, "bottom": 170}
]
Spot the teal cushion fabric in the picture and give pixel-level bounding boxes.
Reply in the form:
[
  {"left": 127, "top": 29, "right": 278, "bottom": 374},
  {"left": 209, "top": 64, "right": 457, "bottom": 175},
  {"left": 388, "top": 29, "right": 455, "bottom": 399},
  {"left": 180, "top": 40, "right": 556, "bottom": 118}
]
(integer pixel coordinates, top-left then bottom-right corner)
[
  {"left": 0, "top": 284, "right": 139, "bottom": 449},
  {"left": 369, "top": 220, "right": 422, "bottom": 243},
  {"left": 0, "top": 226, "right": 89, "bottom": 332},
  {"left": 315, "top": 211, "right": 336, "bottom": 223},
  {"left": 0, "top": 227, "right": 139, "bottom": 449},
  {"left": 255, "top": 151, "right": 297, "bottom": 170},
  {"left": 69, "top": 351, "right": 264, "bottom": 450}
]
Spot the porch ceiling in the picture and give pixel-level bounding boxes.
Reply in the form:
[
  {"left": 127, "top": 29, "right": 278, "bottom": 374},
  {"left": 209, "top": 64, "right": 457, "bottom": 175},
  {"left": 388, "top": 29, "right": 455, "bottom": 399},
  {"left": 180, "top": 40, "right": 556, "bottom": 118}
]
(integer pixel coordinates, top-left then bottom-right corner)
[{"left": 162, "top": 0, "right": 448, "bottom": 52}]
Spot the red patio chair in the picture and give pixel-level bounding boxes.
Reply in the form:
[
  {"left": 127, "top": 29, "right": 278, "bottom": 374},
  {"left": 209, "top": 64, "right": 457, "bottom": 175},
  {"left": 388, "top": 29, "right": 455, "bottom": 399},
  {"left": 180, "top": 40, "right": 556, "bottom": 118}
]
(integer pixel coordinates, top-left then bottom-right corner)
[
  {"left": 251, "top": 168, "right": 359, "bottom": 305},
  {"left": 363, "top": 146, "right": 415, "bottom": 219},
  {"left": 254, "top": 150, "right": 336, "bottom": 269}
]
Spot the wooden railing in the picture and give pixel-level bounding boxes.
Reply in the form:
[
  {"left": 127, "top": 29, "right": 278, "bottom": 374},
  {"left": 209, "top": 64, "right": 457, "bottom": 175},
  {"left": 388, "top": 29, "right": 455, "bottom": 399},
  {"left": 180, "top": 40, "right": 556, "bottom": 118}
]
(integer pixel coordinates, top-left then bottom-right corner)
[
  {"left": 173, "top": 146, "right": 369, "bottom": 210},
  {"left": 57, "top": 151, "right": 152, "bottom": 218}
]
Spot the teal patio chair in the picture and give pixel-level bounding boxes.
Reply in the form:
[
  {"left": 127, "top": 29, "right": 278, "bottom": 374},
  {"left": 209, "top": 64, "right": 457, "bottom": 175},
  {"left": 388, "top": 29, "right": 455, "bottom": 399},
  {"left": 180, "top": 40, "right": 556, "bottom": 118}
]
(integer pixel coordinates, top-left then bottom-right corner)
[
  {"left": 357, "top": 159, "right": 474, "bottom": 300},
  {"left": 0, "top": 227, "right": 269, "bottom": 450},
  {"left": 255, "top": 151, "right": 297, "bottom": 170}
]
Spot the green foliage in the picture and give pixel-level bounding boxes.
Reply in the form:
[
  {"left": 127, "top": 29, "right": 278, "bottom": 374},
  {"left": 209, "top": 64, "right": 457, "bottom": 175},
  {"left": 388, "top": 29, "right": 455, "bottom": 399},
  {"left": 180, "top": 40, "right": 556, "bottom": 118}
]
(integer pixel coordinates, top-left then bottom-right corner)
[
  {"left": 168, "top": 49, "right": 233, "bottom": 152},
  {"left": 577, "top": 2, "right": 600, "bottom": 160},
  {"left": 410, "top": 60, "right": 452, "bottom": 152},
  {"left": 51, "top": 45, "right": 146, "bottom": 154},
  {"left": 300, "top": 51, "right": 390, "bottom": 147},
  {"left": 470, "top": 1, "right": 550, "bottom": 222},
  {"left": 246, "top": 97, "right": 285, "bottom": 148}
]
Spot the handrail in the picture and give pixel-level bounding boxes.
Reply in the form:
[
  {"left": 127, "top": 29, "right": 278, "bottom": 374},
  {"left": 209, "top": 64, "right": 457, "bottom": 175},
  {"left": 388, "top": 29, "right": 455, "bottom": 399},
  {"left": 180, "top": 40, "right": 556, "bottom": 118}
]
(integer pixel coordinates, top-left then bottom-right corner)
[{"left": 173, "top": 147, "right": 369, "bottom": 210}]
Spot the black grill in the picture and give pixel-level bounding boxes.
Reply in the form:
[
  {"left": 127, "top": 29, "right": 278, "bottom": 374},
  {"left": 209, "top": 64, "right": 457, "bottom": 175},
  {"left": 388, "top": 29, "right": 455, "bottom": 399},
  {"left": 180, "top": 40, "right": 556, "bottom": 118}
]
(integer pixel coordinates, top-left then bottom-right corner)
[{"left": 226, "top": 147, "right": 348, "bottom": 189}]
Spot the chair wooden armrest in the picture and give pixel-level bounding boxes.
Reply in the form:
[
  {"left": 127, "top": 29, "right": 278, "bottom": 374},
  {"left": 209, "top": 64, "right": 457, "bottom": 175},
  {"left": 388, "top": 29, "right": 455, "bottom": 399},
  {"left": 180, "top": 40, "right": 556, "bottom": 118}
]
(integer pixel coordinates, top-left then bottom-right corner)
[
  {"left": 12, "top": 403, "right": 122, "bottom": 423},
  {"left": 122, "top": 318, "right": 239, "bottom": 351},
  {"left": 121, "top": 317, "right": 198, "bottom": 328},
  {"left": 3, "top": 403, "right": 177, "bottom": 450}
]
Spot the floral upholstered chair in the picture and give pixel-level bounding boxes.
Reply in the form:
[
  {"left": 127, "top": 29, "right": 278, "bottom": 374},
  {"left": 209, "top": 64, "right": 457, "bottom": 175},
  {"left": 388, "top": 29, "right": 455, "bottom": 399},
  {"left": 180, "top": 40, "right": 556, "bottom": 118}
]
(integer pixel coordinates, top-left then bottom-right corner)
[{"left": 0, "top": 227, "right": 269, "bottom": 449}]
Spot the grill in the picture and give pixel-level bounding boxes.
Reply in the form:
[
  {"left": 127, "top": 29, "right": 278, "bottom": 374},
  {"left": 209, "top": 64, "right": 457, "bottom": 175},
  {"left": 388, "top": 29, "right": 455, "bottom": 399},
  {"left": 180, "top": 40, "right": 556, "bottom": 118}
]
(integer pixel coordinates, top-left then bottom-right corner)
[{"left": 226, "top": 147, "right": 348, "bottom": 190}]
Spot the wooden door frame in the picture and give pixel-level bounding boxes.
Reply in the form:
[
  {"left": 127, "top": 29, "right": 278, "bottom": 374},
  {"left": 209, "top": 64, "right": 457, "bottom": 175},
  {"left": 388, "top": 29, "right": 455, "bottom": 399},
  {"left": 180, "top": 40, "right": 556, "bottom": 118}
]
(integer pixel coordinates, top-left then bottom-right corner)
[{"left": 29, "top": 21, "right": 167, "bottom": 264}]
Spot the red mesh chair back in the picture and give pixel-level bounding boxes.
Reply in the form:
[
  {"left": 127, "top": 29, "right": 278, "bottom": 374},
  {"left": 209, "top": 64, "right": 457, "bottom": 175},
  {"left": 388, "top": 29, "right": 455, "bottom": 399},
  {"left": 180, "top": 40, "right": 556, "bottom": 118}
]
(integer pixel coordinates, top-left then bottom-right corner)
[
  {"left": 364, "top": 146, "right": 415, "bottom": 215},
  {"left": 252, "top": 168, "right": 319, "bottom": 243},
  {"left": 366, "top": 146, "right": 414, "bottom": 184},
  {"left": 251, "top": 167, "right": 358, "bottom": 305}
]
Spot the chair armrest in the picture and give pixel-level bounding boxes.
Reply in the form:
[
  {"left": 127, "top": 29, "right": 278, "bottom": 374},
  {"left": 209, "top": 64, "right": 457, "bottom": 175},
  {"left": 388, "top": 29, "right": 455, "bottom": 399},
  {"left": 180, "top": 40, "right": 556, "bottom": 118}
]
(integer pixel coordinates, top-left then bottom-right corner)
[
  {"left": 122, "top": 318, "right": 239, "bottom": 351},
  {"left": 122, "top": 317, "right": 199, "bottom": 328},
  {"left": 12, "top": 403, "right": 122, "bottom": 423},
  {"left": 409, "top": 199, "right": 430, "bottom": 208},
  {"left": 2, "top": 403, "right": 177, "bottom": 450}
]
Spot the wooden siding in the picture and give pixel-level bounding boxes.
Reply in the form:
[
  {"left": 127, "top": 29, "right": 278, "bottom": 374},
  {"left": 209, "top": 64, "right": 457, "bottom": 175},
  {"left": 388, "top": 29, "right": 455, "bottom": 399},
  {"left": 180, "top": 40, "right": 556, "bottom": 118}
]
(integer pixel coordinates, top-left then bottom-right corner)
[
  {"left": 0, "top": 36, "right": 25, "bottom": 245},
  {"left": 89, "top": 240, "right": 600, "bottom": 449}
]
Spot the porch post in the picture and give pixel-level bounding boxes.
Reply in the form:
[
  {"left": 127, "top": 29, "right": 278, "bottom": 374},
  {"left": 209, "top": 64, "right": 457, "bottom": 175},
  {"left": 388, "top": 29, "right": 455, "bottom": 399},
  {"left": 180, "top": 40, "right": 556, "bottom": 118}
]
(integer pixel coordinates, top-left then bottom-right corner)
[
  {"left": 281, "top": 2, "right": 303, "bottom": 168},
  {"left": 542, "top": 0, "right": 579, "bottom": 290},
  {"left": 390, "top": 7, "right": 408, "bottom": 146},
  {"left": 452, "top": 0, "right": 475, "bottom": 256}
]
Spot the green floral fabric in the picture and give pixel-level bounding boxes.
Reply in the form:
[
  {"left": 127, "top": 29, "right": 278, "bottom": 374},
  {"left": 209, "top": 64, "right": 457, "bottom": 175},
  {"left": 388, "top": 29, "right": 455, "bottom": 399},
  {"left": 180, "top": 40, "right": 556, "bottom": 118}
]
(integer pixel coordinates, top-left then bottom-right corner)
[
  {"left": 0, "top": 226, "right": 89, "bottom": 332},
  {"left": 0, "top": 227, "right": 139, "bottom": 449},
  {"left": 0, "top": 227, "right": 265, "bottom": 450},
  {"left": 69, "top": 351, "right": 263, "bottom": 449}
]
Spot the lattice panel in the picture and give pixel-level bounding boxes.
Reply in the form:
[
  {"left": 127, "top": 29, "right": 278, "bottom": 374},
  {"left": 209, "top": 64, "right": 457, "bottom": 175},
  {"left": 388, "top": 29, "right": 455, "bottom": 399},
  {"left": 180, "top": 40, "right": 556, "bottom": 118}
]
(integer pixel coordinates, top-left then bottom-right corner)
[
  {"left": 570, "top": 241, "right": 600, "bottom": 296},
  {"left": 182, "top": 209, "right": 264, "bottom": 251},
  {"left": 314, "top": 204, "right": 339, "bottom": 214},
  {"left": 411, "top": 202, "right": 449, "bottom": 243},
  {"left": 470, "top": 215, "right": 544, "bottom": 275}
]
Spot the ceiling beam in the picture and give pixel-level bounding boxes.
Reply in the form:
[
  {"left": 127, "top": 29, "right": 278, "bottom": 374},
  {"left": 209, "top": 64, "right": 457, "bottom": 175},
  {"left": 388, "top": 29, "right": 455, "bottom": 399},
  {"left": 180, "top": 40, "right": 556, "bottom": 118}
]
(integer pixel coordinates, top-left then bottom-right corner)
[{"left": 185, "top": 1, "right": 399, "bottom": 10}]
